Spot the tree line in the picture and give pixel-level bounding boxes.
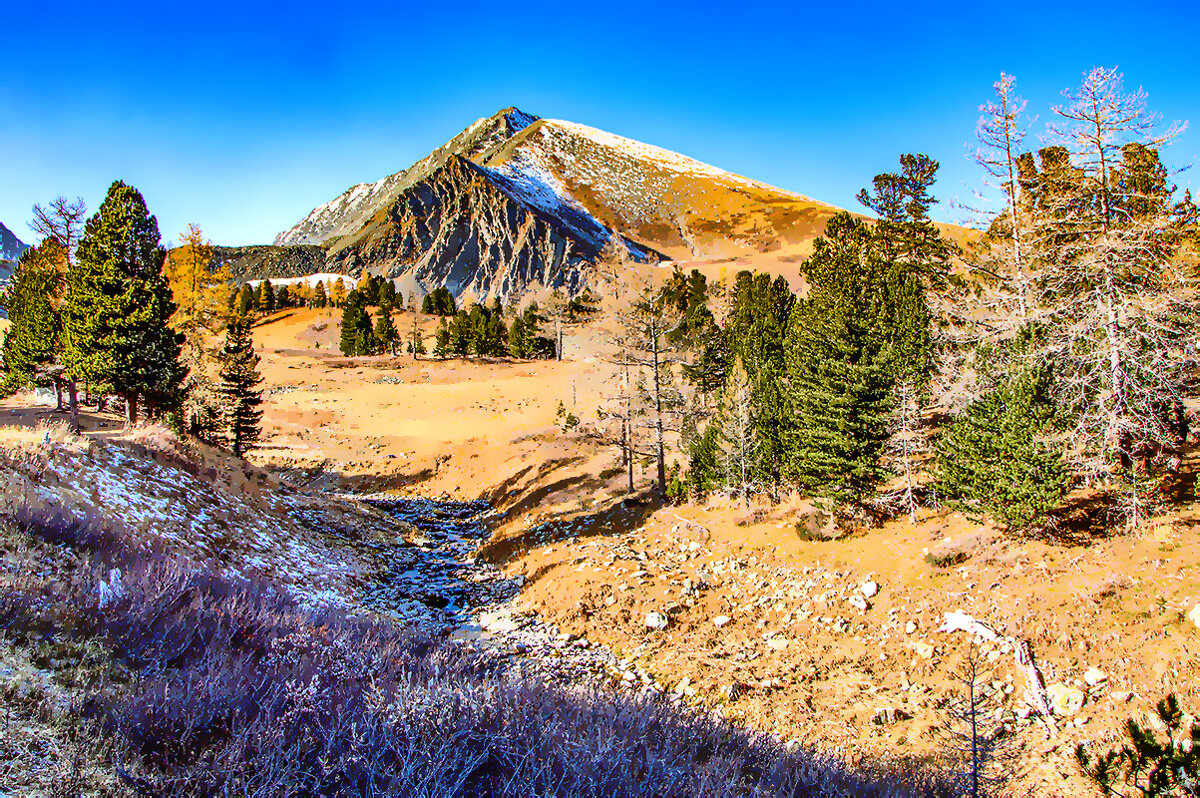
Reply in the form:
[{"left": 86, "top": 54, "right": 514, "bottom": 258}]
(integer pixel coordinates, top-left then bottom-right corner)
[
  {"left": 597, "top": 67, "right": 1197, "bottom": 533},
  {"left": 337, "top": 285, "right": 600, "bottom": 361},
  {"left": 0, "top": 183, "right": 267, "bottom": 454}
]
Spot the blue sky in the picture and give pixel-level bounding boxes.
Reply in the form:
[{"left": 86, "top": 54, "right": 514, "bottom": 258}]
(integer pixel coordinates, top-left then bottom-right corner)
[{"left": 3, "top": 0, "right": 1197, "bottom": 246}]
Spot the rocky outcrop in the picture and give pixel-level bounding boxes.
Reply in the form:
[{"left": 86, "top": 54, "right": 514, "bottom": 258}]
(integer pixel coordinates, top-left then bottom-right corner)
[
  {"left": 0, "top": 222, "right": 27, "bottom": 262},
  {"left": 0, "top": 222, "right": 28, "bottom": 283},
  {"left": 324, "top": 156, "right": 656, "bottom": 300},
  {"left": 274, "top": 108, "right": 540, "bottom": 248},
  {"left": 210, "top": 244, "right": 328, "bottom": 282}
]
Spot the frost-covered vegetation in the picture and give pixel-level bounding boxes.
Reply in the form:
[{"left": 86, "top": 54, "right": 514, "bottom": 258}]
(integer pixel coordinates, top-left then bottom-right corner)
[{"left": 0, "top": 496, "right": 960, "bottom": 796}]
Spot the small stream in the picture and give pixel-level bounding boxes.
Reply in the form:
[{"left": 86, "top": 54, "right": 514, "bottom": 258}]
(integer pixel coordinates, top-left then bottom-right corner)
[{"left": 357, "top": 496, "right": 665, "bottom": 693}]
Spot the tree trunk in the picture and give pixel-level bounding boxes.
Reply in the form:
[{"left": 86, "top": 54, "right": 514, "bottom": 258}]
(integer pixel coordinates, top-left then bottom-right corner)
[
  {"left": 652, "top": 335, "right": 666, "bottom": 496},
  {"left": 623, "top": 419, "right": 634, "bottom": 494},
  {"left": 67, "top": 380, "right": 80, "bottom": 434},
  {"left": 124, "top": 392, "right": 138, "bottom": 427}
]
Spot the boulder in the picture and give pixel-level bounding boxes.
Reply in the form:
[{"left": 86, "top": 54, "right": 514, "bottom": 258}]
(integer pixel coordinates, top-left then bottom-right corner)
[
  {"left": 712, "top": 615, "right": 731, "bottom": 628},
  {"left": 645, "top": 611, "right": 669, "bottom": 630},
  {"left": 872, "top": 707, "right": 912, "bottom": 726},
  {"left": 861, "top": 579, "right": 879, "bottom": 598},
  {"left": 1047, "top": 683, "right": 1086, "bottom": 717}
]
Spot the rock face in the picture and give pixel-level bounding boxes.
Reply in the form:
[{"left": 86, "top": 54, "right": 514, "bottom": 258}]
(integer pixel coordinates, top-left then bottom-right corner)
[
  {"left": 272, "top": 107, "right": 843, "bottom": 303},
  {"left": 0, "top": 221, "right": 29, "bottom": 284},
  {"left": 0, "top": 222, "right": 27, "bottom": 262},
  {"left": 211, "top": 244, "right": 328, "bottom": 282}
]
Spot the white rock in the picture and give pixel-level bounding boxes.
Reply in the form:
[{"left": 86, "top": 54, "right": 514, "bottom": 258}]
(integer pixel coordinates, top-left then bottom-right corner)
[
  {"left": 936, "top": 611, "right": 998, "bottom": 641},
  {"left": 861, "top": 580, "right": 879, "bottom": 598},
  {"left": 673, "top": 676, "right": 691, "bottom": 695},
  {"left": 98, "top": 568, "right": 125, "bottom": 609},
  {"left": 1047, "top": 683, "right": 1086, "bottom": 716},
  {"left": 645, "top": 611, "right": 669, "bottom": 630},
  {"left": 767, "top": 637, "right": 790, "bottom": 650},
  {"left": 848, "top": 595, "right": 869, "bottom": 612},
  {"left": 1084, "top": 667, "right": 1108, "bottom": 687},
  {"left": 909, "top": 641, "right": 935, "bottom": 659},
  {"left": 1188, "top": 604, "right": 1200, "bottom": 631},
  {"left": 905, "top": 620, "right": 918, "bottom": 635},
  {"left": 712, "top": 615, "right": 731, "bottom": 628}
]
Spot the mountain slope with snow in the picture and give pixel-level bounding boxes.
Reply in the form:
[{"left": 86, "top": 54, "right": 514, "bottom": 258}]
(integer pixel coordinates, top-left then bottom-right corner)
[{"left": 271, "top": 107, "right": 845, "bottom": 301}]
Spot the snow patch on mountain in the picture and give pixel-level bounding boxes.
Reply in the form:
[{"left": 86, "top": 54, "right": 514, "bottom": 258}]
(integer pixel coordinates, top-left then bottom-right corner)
[{"left": 544, "top": 120, "right": 812, "bottom": 198}]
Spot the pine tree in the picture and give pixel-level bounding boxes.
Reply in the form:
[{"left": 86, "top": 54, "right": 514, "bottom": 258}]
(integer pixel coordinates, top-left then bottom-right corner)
[
  {"left": 784, "top": 213, "right": 911, "bottom": 506},
  {"left": 408, "top": 307, "right": 426, "bottom": 359},
  {"left": 507, "top": 312, "right": 528, "bottom": 358},
  {"left": 338, "top": 291, "right": 375, "bottom": 356},
  {"left": 857, "top": 154, "right": 952, "bottom": 285},
  {"left": 261, "top": 279, "right": 276, "bottom": 312},
  {"left": 375, "top": 306, "right": 399, "bottom": 355},
  {"left": 935, "top": 348, "right": 1068, "bottom": 529},
  {"left": 312, "top": 280, "right": 328, "bottom": 309},
  {"left": 329, "top": 278, "right": 347, "bottom": 308},
  {"left": 0, "top": 241, "right": 63, "bottom": 397},
  {"left": 238, "top": 284, "right": 255, "bottom": 316},
  {"left": 450, "top": 309, "right": 470, "bottom": 356},
  {"left": 26, "top": 197, "right": 86, "bottom": 426},
  {"left": 217, "top": 321, "right": 262, "bottom": 457},
  {"left": 716, "top": 357, "right": 757, "bottom": 506},
  {"left": 1033, "top": 68, "right": 1193, "bottom": 522},
  {"left": 973, "top": 73, "right": 1035, "bottom": 321},
  {"left": 612, "top": 285, "right": 685, "bottom": 496},
  {"left": 688, "top": 421, "right": 722, "bottom": 500},
  {"left": 433, "top": 318, "right": 451, "bottom": 359},
  {"left": 61, "top": 180, "right": 186, "bottom": 425}
]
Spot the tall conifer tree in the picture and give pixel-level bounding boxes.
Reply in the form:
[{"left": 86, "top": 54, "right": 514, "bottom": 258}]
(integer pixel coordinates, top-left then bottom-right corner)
[
  {"left": 784, "top": 214, "right": 919, "bottom": 506},
  {"left": 0, "top": 242, "right": 64, "bottom": 398},
  {"left": 62, "top": 180, "right": 185, "bottom": 424},
  {"left": 217, "top": 321, "right": 262, "bottom": 456}
]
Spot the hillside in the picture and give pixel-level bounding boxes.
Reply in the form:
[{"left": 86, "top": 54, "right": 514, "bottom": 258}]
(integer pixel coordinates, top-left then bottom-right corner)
[{"left": 268, "top": 108, "right": 844, "bottom": 301}]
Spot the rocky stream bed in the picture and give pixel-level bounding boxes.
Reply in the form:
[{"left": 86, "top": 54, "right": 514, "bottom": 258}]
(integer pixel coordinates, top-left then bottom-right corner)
[{"left": 358, "top": 496, "right": 667, "bottom": 696}]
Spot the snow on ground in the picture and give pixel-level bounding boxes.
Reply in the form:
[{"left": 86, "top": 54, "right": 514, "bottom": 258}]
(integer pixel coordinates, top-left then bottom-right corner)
[
  {"left": 0, "top": 433, "right": 391, "bottom": 609},
  {"left": 245, "top": 273, "right": 357, "bottom": 289}
]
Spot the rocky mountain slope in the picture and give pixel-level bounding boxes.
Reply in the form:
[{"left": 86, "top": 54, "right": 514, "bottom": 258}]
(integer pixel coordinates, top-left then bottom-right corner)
[
  {"left": 211, "top": 243, "right": 328, "bottom": 282},
  {"left": 0, "top": 221, "right": 29, "bottom": 283},
  {"left": 272, "top": 108, "right": 843, "bottom": 301}
]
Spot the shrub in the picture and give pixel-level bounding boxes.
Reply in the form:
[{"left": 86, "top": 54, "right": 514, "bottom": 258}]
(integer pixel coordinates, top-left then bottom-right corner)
[
  {"left": 2, "top": 504, "right": 962, "bottom": 797},
  {"left": 1076, "top": 694, "right": 1200, "bottom": 797},
  {"left": 934, "top": 362, "right": 1068, "bottom": 530}
]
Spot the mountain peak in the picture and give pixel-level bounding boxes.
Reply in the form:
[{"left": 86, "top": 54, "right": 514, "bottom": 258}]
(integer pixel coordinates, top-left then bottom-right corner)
[
  {"left": 0, "top": 221, "right": 29, "bottom": 262},
  {"left": 494, "top": 107, "right": 539, "bottom": 131}
]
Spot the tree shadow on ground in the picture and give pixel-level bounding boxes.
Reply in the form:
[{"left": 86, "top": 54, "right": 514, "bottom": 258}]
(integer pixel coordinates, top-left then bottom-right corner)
[
  {"left": 477, "top": 491, "right": 659, "bottom": 567},
  {"left": 260, "top": 459, "right": 436, "bottom": 493}
]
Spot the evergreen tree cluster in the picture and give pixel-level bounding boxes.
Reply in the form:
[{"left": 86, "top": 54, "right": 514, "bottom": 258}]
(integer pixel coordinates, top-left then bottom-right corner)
[
  {"left": 421, "top": 286, "right": 457, "bottom": 316},
  {"left": 680, "top": 210, "right": 934, "bottom": 510},
  {"left": 668, "top": 68, "right": 1199, "bottom": 533}
]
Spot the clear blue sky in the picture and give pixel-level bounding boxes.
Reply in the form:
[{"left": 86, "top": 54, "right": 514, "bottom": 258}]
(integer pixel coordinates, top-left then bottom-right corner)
[{"left": 3, "top": 0, "right": 1197, "bottom": 247}]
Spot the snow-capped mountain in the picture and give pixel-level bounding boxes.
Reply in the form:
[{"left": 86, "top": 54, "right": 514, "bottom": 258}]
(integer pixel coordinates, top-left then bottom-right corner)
[{"left": 272, "top": 108, "right": 842, "bottom": 301}]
